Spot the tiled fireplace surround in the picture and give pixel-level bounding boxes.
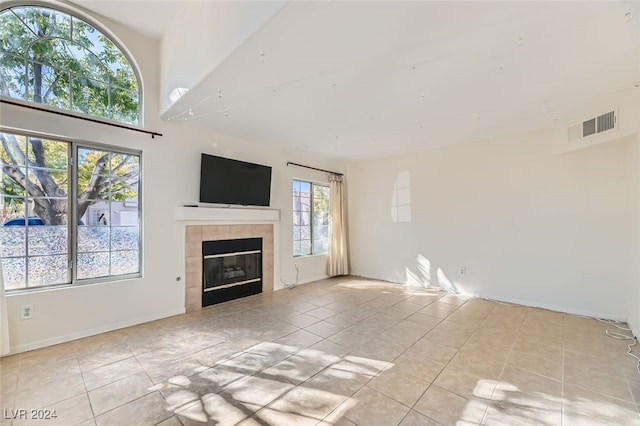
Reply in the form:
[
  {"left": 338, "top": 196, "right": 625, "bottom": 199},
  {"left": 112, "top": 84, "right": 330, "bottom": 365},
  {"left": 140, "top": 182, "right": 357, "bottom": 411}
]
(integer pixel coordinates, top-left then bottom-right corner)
[{"left": 184, "top": 223, "right": 275, "bottom": 312}]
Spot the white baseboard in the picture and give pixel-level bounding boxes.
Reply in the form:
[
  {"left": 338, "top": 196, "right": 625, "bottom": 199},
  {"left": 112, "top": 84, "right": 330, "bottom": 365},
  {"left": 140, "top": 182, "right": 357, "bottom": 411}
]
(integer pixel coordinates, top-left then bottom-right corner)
[
  {"left": 275, "top": 274, "right": 330, "bottom": 291},
  {"left": 628, "top": 317, "right": 639, "bottom": 339},
  {"left": 349, "top": 272, "right": 405, "bottom": 285},
  {"left": 7, "top": 307, "right": 185, "bottom": 356},
  {"left": 297, "top": 274, "right": 330, "bottom": 285},
  {"left": 473, "top": 293, "right": 626, "bottom": 322},
  {"left": 349, "top": 272, "right": 627, "bottom": 321}
]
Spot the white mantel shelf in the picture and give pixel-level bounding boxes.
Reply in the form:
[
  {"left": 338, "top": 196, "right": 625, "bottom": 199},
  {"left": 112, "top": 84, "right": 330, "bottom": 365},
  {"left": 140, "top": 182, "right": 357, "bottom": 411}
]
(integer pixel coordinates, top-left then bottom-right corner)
[{"left": 175, "top": 206, "right": 280, "bottom": 222}]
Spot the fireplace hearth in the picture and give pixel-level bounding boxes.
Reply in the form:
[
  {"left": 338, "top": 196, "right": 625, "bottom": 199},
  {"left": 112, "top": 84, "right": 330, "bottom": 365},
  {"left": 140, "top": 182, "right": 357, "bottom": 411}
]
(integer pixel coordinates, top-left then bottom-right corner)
[{"left": 202, "top": 238, "right": 263, "bottom": 307}]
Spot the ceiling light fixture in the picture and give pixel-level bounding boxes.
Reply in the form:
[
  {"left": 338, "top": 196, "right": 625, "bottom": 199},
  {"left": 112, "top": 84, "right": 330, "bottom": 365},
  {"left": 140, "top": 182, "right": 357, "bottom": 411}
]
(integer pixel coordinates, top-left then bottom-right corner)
[{"left": 217, "top": 88, "right": 223, "bottom": 99}]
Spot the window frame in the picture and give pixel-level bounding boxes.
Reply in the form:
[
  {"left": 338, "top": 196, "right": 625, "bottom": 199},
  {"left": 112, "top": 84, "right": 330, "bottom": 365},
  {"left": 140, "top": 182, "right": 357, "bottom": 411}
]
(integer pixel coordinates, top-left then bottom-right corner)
[
  {"left": 0, "top": 127, "right": 143, "bottom": 292},
  {"left": 0, "top": 3, "right": 143, "bottom": 126},
  {"left": 292, "top": 179, "right": 330, "bottom": 257}
]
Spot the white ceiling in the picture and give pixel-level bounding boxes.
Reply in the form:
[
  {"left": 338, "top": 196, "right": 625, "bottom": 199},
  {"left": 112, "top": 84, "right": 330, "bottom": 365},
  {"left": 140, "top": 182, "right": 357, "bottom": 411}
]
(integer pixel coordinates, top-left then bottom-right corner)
[
  {"left": 75, "top": 1, "right": 640, "bottom": 162},
  {"left": 69, "top": 0, "right": 180, "bottom": 40}
]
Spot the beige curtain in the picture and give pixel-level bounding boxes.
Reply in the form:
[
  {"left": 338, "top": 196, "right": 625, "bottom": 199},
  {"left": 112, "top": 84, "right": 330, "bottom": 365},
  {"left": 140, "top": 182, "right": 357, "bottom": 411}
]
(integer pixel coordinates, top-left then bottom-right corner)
[
  {"left": 0, "top": 260, "right": 10, "bottom": 355},
  {"left": 328, "top": 174, "right": 349, "bottom": 276}
]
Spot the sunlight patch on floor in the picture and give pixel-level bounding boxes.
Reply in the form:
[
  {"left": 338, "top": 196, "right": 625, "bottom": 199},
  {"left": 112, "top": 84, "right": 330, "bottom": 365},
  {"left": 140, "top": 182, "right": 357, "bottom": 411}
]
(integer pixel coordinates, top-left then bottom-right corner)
[{"left": 161, "top": 340, "right": 394, "bottom": 425}]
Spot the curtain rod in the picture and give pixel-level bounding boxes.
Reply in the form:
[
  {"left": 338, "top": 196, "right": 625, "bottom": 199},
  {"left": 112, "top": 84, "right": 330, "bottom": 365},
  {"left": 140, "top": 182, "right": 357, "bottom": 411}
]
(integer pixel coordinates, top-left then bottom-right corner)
[
  {"left": 286, "top": 161, "right": 343, "bottom": 176},
  {"left": 0, "top": 98, "right": 163, "bottom": 139}
]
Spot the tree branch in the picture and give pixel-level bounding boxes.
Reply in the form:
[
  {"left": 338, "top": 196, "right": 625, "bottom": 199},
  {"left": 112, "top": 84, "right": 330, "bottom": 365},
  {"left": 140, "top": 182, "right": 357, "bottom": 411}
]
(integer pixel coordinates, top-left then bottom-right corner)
[
  {"left": 42, "top": 73, "right": 61, "bottom": 103},
  {"left": 2, "top": 161, "right": 63, "bottom": 224},
  {"left": 29, "top": 137, "right": 47, "bottom": 167},
  {"left": 111, "top": 155, "right": 132, "bottom": 174},
  {"left": 0, "top": 133, "right": 28, "bottom": 166},
  {"left": 1, "top": 161, "right": 46, "bottom": 198},
  {"left": 78, "top": 164, "right": 110, "bottom": 203},
  {"left": 90, "top": 153, "right": 110, "bottom": 176},
  {"left": 29, "top": 137, "right": 65, "bottom": 198},
  {"left": 96, "top": 172, "right": 138, "bottom": 192},
  {"left": 77, "top": 174, "right": 108, "bottom": 220},
  {"left": 0, "top": 73, "right": 11, "bottom": 97}
]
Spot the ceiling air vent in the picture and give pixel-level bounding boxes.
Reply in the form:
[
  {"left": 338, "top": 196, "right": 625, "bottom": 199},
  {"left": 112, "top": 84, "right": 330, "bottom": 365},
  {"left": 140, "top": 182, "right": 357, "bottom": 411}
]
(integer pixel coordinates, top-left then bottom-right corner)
[
  {"left": 567, "top": 109, "right": 617, "bottom": 142},
  {"left": 583, "top": 118, "right": 596, "bottom": 137},
  {"left": 597, "top": 111, "right": 615, "bottom": 133}
]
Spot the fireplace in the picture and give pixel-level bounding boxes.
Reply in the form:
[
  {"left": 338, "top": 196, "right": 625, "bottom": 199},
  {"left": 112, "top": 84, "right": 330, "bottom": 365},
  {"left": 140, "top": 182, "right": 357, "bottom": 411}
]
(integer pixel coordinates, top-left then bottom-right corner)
[
  {"left": 202, "top": 238, "right": 263, "bottom": 307},
  {"left": 182, "top": 220, "right": 275, "bottom": 313}
]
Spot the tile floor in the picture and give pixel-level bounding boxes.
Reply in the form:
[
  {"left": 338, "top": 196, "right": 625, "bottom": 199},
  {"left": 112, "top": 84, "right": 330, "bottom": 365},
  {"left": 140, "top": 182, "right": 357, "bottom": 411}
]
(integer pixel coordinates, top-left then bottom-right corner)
[{"left": 1, "top": 276, "right": 639, "bottom": 426}]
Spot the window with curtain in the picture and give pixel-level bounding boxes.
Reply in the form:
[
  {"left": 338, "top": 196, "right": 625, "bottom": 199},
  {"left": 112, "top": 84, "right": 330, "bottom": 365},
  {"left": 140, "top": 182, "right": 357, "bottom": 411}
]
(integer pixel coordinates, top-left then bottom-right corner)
[
  {"left": 292, "top": 179, "right": 330, "bottom": 256},
  {"left": 0, "top": 5, "right": 141, "bottom": 124},
  {"left": 0, "top": 131, "right": 141, "bottom": 291}
]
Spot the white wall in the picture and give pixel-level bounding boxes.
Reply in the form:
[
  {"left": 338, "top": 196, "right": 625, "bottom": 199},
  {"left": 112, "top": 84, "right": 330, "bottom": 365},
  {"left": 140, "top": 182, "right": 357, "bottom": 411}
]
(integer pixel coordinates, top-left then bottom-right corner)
[
  {"left": 0, "top": 6, "right": 341, "bottom": 354},
  {"left": 159, "top": 1, "right": 286, "bottom": 113},
  {"left": 347, "top": 128, "right": 637, "bottom": 320},
  {"left": 164, "top": 128, "right": 339, "bottom": 291}
]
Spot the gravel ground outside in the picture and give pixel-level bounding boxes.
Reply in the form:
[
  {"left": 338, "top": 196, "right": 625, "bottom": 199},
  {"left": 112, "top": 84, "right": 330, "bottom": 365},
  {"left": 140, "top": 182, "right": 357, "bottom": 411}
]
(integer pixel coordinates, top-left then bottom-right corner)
[{"left": 1, "top": 225, "right": 139, "bottom": 290}]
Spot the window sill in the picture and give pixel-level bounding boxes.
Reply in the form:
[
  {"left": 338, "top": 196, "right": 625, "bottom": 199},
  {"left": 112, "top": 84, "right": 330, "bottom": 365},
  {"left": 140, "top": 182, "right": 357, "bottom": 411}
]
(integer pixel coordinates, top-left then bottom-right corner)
[
  {"left": 293, "top": 253, "right": 328, "bottom": 259},
  {"left": 5, "top": 274, "right": 142, "bottom": 296}
]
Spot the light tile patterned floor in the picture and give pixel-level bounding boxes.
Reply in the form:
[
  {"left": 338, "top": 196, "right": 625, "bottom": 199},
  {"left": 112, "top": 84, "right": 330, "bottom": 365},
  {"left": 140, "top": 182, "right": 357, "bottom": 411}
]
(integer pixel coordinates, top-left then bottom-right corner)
[{"left": 1, "top": 276, "right": 639, "bottom": 425}]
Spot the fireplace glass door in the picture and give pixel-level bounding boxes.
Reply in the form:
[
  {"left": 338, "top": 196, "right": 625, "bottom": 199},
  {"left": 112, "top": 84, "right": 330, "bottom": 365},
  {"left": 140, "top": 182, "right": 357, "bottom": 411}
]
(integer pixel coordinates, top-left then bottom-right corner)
[{"left": 203, "top": 250, "right": 261, "bottom": 291}]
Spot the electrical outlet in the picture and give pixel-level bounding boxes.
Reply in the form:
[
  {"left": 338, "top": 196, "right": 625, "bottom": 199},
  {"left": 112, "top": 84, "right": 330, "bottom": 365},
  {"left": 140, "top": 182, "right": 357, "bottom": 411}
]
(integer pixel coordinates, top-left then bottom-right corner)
[
  {"left": 20, "top": 304, "right": 34, "bottom": 320},
  {"left": 459, "top": 267, "right": 467, "bottom": 277}
]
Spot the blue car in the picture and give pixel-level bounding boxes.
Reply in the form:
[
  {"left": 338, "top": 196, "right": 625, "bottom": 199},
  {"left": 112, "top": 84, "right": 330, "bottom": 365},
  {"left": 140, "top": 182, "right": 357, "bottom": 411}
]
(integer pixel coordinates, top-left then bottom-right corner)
[
  {"left": 3, "top": 217, "right": 44, "bottom": 226},
  {"left": 2, "top": 217, "right": 84, "bottom": 226}
]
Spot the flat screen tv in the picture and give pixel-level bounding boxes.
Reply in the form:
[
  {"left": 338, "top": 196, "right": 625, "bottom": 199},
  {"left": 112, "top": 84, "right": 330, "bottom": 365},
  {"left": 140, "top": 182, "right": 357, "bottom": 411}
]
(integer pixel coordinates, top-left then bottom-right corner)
[{"left": 199, "top": 154, "right": 272, "bottom": 206}]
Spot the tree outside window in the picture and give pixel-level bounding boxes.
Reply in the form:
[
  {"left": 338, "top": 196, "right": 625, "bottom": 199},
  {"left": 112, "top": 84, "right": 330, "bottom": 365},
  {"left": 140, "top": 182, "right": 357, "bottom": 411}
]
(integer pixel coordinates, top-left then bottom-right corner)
[
  {"left": 293, "top": 180, "right": 330, "bottom": 256},
  {"left": 1, "top": 132, "right": 141, "bottom": 290},
  {"left": 0, "top": 5, "right": 140, "bottom": 124},
  {"left": 0, "top": 5, "right": 142, "bottom": 290}
]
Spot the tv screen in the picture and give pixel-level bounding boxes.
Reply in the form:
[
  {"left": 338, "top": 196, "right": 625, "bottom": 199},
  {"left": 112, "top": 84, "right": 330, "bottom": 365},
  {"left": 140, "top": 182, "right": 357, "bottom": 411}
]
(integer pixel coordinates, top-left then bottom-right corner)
[{"left": 199, "top": 154, "right": 272, "bottom": 206}]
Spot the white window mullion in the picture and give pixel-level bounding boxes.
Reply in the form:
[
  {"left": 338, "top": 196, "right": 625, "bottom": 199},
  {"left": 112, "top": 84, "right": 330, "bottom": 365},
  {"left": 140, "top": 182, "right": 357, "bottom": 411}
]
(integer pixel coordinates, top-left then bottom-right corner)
[
  {"left": 311, "top": 186, "right": 315, "bottom": 253},
  {"left": 70, "top": 144, "right": 78, "bottom": 284}
]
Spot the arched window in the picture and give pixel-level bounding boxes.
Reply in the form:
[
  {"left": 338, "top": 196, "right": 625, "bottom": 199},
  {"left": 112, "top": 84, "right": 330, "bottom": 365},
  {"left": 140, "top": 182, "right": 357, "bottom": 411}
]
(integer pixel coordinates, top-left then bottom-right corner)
[{"left": 0, "top": 5, "right": 140, "bottom": 124}]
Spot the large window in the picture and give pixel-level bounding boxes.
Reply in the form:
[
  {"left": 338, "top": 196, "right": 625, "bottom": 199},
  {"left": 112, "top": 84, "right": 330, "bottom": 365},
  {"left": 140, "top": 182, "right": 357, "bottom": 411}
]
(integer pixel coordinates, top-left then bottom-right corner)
[
  {"left": 1, "top": 131, "right": 141, "bottom": 291},
  {"left": 292, "top": 180, "right": 329, "bottom": 256},
  {"left": 0, "top": 5, "right": 140, "bottom": 124}
]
